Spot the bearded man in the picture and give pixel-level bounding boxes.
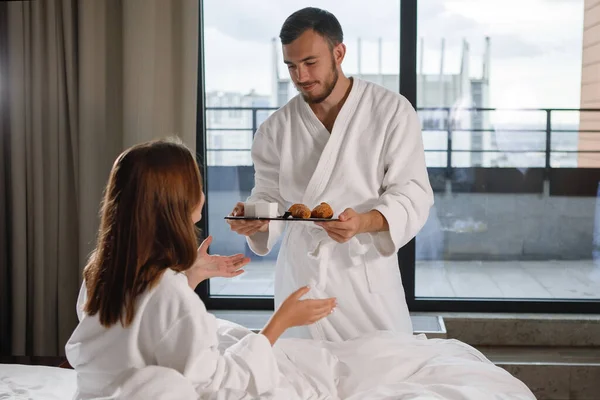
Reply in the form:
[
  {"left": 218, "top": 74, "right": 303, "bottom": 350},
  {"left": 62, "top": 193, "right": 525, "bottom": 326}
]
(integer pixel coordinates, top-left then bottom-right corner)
[{"left": 227, "top": 7, "right": 434, "bottom": 342}]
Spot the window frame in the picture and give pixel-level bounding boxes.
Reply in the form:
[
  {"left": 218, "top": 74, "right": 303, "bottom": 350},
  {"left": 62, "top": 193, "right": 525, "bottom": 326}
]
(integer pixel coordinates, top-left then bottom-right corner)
[{"left": 196, "top": 0, "right": 600, "bottom": 314}]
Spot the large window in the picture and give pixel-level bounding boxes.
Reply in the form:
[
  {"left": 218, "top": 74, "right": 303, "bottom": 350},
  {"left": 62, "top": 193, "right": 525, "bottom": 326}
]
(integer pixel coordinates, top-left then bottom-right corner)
[
  {"left": 199, "top": 0, "right": 399, "bottom": 305},
  {"left": 197, "top": 0, "right": 600, "bottom": 312},
  {"left": 414, "top": 0, "right": 600, "bottom": 308}
]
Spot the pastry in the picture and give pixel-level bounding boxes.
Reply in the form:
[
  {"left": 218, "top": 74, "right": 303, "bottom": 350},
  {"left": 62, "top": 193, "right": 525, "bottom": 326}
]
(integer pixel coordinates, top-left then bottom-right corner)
[
  {"left": 311, "top": 202, "right": 334, "bottom": 219},
  {"left": 288, "top": 203, "right": 311, "bottom": 219}
]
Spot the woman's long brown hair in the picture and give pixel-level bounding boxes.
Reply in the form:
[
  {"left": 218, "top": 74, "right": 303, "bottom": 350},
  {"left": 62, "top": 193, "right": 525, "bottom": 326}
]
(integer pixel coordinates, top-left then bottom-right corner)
[{"left": 83, "top": 138, "right": 202, "bottom": 327}]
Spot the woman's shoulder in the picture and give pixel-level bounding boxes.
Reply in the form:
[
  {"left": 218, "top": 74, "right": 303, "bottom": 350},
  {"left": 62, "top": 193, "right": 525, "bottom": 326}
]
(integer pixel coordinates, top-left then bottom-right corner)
[{"left": 142, "top": 269, "right": 206, "bottom": 322}]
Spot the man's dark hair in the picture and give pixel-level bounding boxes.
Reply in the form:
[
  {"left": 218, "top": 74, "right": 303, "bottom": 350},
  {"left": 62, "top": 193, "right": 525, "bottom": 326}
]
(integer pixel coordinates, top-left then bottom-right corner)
[{"left": 279, "top": 7, "right": 343, "bottom": 48}]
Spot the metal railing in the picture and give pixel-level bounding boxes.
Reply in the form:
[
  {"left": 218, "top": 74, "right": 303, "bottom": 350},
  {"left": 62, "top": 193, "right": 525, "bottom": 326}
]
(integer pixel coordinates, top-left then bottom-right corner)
[{"left": 205, "top": 107, "right": 600, "bottom": 172}]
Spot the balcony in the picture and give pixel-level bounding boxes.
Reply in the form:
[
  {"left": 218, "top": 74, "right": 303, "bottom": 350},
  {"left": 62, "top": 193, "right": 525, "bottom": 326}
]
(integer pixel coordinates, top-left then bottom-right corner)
[{"left": 203, "top": 106, "right": 600, "bottom": 300}]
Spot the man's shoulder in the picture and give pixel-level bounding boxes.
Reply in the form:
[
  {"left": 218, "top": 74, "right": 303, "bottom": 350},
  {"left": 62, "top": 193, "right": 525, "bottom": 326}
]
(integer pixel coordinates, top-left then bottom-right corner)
[
  {"left": 260, "top": 95, "right": 301, "bottom": 128},
  {"left": 358, "top": 78, "right": 414, "bottom": 112},
  {"left": 254, "top": 96, "right": 302, "bottom": 145},
  {"left": 354, "top": 78, "right": 420, "bottom": 137}
]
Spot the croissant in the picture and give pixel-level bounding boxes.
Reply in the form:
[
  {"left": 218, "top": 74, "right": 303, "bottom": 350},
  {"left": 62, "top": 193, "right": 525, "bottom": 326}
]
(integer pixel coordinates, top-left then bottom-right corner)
[
  {"left": 288, "top": 203, "right": 311, "bottom": 219},
  {"left": 311, "top": 202, "right": 334, "bottom": 219}
]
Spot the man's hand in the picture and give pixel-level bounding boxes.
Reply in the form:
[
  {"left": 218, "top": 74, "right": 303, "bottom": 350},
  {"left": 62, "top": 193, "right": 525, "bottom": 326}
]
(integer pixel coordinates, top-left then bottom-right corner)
[
  {"left": 315, "top": 208, "right": 388, "bottom": 243},
  {"left": 186, "top": 236, "right": 250, "bottom": 289},
  {"left": 226, "top": 202, "right": 269, "bottom": 237}
]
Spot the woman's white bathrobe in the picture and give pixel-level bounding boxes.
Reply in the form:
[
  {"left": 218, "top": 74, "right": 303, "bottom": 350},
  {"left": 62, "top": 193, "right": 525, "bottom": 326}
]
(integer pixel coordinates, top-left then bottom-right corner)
[
  {"left": 246, "top": 77, "right": 434, "bottom": 341},
  {"left": 65, "top": 270, "right": 279, "bottom": 399},
  {"left": 64, "top": 270, "right": 535, "bottom": 400}
]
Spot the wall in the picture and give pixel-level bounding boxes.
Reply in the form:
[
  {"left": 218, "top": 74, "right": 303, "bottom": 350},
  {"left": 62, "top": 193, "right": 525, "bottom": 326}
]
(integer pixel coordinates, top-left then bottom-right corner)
[{"left": 579, "top": 0, "right": 600, "bottom": 167}]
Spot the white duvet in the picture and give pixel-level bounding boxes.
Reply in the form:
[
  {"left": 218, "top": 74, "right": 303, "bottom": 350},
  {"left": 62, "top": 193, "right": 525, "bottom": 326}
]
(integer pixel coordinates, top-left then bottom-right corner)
[
  {"left": 8, "top": 269, "right": 535, "bottom": 399},
  {"left": 214, "top": 320, "right": 535, "bottom": 400},
  {"left": 0, "top": 325, "right": 534, "bottom": 400}
]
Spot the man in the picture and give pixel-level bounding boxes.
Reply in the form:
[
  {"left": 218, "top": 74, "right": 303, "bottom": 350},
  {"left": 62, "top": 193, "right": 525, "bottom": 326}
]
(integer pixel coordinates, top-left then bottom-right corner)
[{"left": 228, "top": 7, "right": 433, "bottom": 341}]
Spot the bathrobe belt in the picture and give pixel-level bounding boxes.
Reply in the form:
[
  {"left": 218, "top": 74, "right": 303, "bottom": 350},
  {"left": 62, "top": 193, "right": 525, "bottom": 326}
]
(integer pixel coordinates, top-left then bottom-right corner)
[{"left": 305, "top": 227, "right": 373, "bottom": 290}]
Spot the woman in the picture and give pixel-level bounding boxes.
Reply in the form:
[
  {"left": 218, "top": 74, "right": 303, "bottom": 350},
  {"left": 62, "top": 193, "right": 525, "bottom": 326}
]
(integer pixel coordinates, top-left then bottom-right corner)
[
  {"left": 66, "top": 138, "right": 535, "bottom": 400},
  {"left": 65, "top": 138, "right": 335, "bottom": 399}
]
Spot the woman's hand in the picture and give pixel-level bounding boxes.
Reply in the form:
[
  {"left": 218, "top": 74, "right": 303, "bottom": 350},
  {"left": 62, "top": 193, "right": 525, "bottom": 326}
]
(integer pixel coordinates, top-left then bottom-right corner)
[
  {"left": 186, "top": 236, "right": 250, "bottom": 289},
  {"left": 275, "top": 286, "right": 337, "bottom": 328},
  {"left": 260, "top": 286, "right": 336, "bottom": 345}
]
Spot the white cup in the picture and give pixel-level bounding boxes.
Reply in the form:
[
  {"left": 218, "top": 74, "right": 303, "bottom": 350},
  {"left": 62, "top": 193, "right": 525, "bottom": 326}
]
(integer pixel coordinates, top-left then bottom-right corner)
[
  {"left": 255, "top": 202, "right": 278, "bottom": 218},
  {"left": 244, "top": 203, "right": 256, "bottom": 218}
]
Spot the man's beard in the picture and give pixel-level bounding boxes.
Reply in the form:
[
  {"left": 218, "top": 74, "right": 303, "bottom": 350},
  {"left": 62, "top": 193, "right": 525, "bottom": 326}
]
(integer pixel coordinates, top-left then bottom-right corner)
[{"left": 298, "top": 61, "right": 339, "bottom": 104}]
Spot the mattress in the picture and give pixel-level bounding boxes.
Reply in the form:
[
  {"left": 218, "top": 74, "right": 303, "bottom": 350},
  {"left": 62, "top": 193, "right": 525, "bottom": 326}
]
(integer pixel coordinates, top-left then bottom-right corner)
[{"left": 0, "top": 363, "right": 76, "bottom": 399}]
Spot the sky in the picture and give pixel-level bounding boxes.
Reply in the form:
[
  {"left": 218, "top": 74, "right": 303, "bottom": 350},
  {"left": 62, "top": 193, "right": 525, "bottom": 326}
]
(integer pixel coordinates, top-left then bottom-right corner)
[{"left": 203, "top": 0, "right": 585, "bottom": 125}]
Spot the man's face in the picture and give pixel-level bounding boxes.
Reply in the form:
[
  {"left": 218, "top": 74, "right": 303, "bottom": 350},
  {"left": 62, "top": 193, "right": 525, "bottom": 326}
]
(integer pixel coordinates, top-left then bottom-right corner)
[{"left": 282, "top": 29, "right": 343, "bottom": 104}]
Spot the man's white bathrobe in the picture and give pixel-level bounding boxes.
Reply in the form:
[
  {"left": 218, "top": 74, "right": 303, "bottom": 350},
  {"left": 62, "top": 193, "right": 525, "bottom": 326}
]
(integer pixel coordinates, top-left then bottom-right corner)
[
  {"left": 246, "top": 77, "right": 434, "bottom": 341},
  {"left": 64, "top": 269, "right": 535, "bottom": 400}
]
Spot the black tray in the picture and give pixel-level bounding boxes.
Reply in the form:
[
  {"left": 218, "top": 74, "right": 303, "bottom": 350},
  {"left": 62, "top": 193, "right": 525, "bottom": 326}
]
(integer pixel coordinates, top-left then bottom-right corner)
[{"left": 225, "top": 211, "right": 338, "bottom": 222}]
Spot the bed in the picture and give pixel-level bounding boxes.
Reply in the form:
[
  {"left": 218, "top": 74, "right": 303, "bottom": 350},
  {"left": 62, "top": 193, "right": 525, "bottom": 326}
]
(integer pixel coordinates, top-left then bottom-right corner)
[
  {"left": 0, "top": 362, "right": 77, "bottom": 399},
  {"left": 0, "top": 330, "right": 536, "bottom": 399}
]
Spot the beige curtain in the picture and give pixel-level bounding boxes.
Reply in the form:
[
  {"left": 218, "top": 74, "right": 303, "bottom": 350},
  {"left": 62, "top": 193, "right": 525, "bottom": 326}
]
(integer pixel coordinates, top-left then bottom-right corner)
[
  {"left": 0, "top": 0, "right": 198, "bottom": 357},
  {"left": 0, "top": 0, "right": 10, "bottom": 356}
]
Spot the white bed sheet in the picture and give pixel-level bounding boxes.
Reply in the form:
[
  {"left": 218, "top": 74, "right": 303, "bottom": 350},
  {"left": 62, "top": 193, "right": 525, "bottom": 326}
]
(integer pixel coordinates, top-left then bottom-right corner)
[
  {"left": 1, "top": 330, "right": 536, "bottom": 399},
  {"left": 0, "top": 363, "right": 76, "bottom": 399}
]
